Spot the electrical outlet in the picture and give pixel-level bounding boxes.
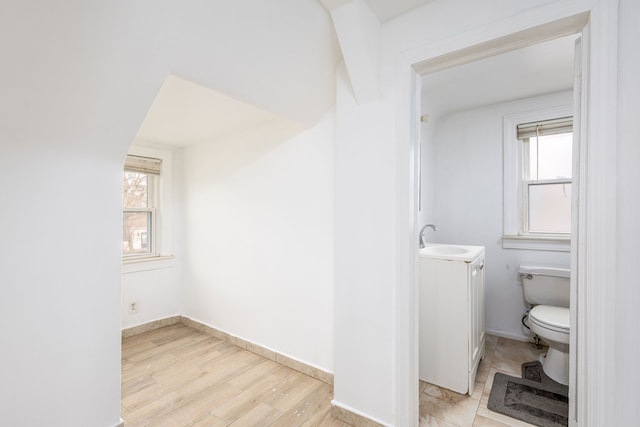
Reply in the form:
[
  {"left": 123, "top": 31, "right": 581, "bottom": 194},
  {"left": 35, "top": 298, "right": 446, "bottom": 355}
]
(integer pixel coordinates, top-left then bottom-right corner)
[{"left": 128, "top": 301, "right": 138, "bottom": 314}]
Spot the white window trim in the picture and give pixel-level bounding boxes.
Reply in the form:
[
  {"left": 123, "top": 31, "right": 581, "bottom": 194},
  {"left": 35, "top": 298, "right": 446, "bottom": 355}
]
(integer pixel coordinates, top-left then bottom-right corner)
[
  {"left": 122, "top": 144, "right": 175, "bottom": 271},
  {"left": 503, "top": 104, "right": 573, "bottom": 251},
  {"left": 122, "top": 255, "right": 176, "bottom": 273},
  {"left": 123, "top": 174, "right": 157, "bottom": 259}
]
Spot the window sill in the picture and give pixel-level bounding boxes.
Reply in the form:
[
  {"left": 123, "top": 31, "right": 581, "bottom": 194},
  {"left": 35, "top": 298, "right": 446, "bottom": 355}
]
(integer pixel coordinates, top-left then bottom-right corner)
[
  {"left": 502, "top": 235, "right": 570, "bottom": 252},
  {"left": 122, "top": 255, "right": 176, "bottom": 274}
]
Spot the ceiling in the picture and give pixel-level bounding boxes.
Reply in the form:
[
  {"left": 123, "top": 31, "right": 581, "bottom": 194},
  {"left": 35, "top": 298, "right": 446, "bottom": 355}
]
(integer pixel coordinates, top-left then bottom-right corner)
[
  {"left": 364, "top": 0, "right": 432, "bottom": 22},
  {"left": 132, "top": 0, "right": 436, "bottom": 149},
  {"left": 421, "top": 34, "right": 578, "bottom": 118},
  {"left": 135, "top": 75, "right": 295, "bottom": 148}
]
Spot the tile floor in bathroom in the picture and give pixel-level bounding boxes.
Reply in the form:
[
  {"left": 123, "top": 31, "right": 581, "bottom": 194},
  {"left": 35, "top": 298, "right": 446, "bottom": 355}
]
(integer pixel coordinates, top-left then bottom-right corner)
[{"left": 419, "top": 334, "right": 548, "bottom": 427}]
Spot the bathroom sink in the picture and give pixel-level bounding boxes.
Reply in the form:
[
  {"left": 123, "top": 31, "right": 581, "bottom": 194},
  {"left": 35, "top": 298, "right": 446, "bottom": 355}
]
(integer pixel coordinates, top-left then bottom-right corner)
[
  {"left": 419, "top": 244, "right": 484, "bottom": 261},
  {"left": 426, "top": 246, "right": 469, "bottom": 255}
]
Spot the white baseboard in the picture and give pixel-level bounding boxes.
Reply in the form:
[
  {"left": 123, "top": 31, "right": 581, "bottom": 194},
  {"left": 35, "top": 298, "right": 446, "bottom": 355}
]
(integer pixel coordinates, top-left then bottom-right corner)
[
  {"left": 121, "top": 315, "right": 181, "bottom": 337},
  {"left": 486, "top": 328, "right": 534, "bottom": 343},
  {"left": 330, "top": 400, "right": 391, "bottom": 427},
  {"left": 110, "top": 418, "right": 124, "bottom": 427}
]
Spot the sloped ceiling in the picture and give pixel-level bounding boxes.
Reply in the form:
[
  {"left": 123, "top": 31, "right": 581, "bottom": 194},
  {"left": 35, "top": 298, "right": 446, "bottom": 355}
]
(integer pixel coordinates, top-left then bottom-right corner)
[
  {"left": 128, "top": 0, "right": 342, "bottom": 147},
  {"left": 144, "top": 0, "right": 341, "bottom": 129},
  {"left": 133, "top": 0, "right": 438, "bottom": 148},
  {"left": 3, "top": 1, "right": 444, "bottom": 151},
  {"left": 1, "top": 1, "right": 343, "bottom": 152},
  {"left": 135, "top": 75, "right": 300, "bottom": 147}
]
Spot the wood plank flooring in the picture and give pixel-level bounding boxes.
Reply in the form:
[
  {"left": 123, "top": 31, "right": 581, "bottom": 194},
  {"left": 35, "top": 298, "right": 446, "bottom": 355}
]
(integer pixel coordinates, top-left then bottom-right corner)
[{"left": 121, "top": 323, "right": 349, "bottom": 427}]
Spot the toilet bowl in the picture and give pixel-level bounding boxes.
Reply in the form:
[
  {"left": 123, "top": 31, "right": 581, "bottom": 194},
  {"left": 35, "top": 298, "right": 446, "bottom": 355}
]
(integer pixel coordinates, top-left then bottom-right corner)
[
  {"left": 519, "top": 266, "right": 571, "bottom": 386},
  {"left": 528, "top": 305, "right": 570, "bottom": 385}
]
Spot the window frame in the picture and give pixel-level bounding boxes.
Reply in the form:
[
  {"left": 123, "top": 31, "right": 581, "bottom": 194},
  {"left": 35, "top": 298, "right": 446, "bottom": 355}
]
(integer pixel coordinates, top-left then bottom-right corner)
[
  {"left": 122, "top": 145, "right": 175, "bottom": 272},
  {"left": 503, "top": 105, "right": 573, "bottom": 251},
  {"left": 122, "top": 168, "right": 158, "bottom": 259}
]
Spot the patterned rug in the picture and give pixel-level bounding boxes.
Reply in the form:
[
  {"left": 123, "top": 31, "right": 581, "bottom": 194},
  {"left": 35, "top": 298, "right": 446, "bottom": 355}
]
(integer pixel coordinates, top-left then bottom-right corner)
[{"left": 487, "top": 361, "right": 569, "bottom": 427}]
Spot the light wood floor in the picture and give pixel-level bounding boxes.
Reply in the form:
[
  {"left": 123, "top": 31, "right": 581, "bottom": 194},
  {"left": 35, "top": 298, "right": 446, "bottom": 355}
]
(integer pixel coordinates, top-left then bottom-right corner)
[
  {"left": 121, "top": 323, "right": 349, "bottom": 427},
  {"left": 122, "top": 324, "right": 543, "bottom": 427}
]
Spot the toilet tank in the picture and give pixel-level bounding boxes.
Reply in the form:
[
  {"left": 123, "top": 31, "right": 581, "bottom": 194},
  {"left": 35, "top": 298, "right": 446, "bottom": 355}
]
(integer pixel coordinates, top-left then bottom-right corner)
[{"left": 519, "top": 266, "right": 570, "bottom": 308}]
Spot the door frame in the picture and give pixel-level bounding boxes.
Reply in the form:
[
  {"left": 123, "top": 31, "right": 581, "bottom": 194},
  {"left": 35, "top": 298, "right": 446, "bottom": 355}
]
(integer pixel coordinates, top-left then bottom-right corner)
[{"left": 394, "top": 3, "right": 619, "bottom": 426}]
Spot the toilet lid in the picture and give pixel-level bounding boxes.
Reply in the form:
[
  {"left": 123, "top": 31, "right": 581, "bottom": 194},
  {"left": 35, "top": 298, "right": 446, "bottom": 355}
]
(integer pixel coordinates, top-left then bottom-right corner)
[{"left": 529, "top": 305, "right": 570, "bottom": 333}]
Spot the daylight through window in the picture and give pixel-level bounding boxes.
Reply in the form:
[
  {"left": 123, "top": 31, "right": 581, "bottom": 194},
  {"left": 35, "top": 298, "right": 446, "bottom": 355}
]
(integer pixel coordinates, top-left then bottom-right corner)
[
  {"left": 123, "top": 155, "right": 161, "bottom": 257},
  {"left": 517, "top": 117, "right": 573, "bottom": 235}
]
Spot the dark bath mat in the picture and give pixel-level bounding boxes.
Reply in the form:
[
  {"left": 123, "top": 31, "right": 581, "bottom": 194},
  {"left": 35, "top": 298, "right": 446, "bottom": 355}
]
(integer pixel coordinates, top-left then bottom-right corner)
[
  {"left": 523, "top": 360, "right": 544, "bottom": 382},
  {"left": 522, "top": 361, "right": 569, "bottom": 395},
  {"left": 488, "top": 371, "right": 568, "bottom": 427}
]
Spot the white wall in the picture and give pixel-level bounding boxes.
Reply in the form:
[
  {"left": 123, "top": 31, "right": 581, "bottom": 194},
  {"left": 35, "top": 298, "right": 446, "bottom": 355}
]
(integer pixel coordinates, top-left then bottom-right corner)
[
  {"left": 0, "top": 149, "right": 124, "bottom": 427},
  {"left": 427, "top": 92, "right": 572, "bottom": 341},
  {"left": 122, "top": 266, "right": 182, "bottom": 327},
  {"left": 0, "top": 3, "right": 142, "bottom": 426},
  {"left": 333, "top": 63, "right": 396, "bottom": 423},
  {"left": 615, "top": 0, "right": 640, "bottom": 423},
  {"left": 121, "top": 251, "right": 184, "bottom": 329},
  {"left": 181, "top": 112, "right": 335, "bottom": 372},
  {"left": 418, "top": 119, "right": 437, "bottom": 230}
]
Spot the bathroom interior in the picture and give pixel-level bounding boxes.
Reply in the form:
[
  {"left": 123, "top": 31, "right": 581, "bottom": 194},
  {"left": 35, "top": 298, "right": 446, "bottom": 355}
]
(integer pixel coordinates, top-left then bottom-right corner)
[{"left": 416, "top": 33, "right": 577, "bottom": 425}]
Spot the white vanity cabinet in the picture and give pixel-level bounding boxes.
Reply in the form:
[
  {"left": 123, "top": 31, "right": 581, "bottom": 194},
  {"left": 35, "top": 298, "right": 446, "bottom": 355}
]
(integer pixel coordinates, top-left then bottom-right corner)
[{"left": 419, "top": 245, "right": 485, "bottom": 395}]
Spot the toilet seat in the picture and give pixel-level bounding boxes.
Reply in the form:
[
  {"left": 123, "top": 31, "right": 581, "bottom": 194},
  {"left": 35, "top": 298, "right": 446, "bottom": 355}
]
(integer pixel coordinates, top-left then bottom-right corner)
[{"left": 529, "top": 305, "right": 570, "bottom": 334}]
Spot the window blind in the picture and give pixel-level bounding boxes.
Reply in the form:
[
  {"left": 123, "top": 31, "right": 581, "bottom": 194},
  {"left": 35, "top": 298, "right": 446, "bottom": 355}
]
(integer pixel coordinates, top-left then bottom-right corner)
[
  {"left": 124, "top": 155, "right": 162, "bottom": 175},
  {"left": 517, "top": 116, "right": 573, "bottom": 140}
]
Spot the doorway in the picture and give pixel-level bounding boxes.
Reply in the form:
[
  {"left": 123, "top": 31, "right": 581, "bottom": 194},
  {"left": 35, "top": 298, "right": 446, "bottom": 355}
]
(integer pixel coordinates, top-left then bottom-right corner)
[
  {"left": 402, "top": 15, "right": 599, "bottom": 426},
  {"left": 416, "top": 33, "right": 578, "bottom": 425}
]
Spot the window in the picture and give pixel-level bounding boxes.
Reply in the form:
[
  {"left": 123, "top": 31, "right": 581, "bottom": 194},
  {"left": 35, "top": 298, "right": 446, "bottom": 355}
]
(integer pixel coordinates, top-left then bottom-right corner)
[
  {"left": 518, "top": 117, "right": 573, "bottom": 235},
  {"left": 503, "top": 104, "right": 574, "bottom": 251},
  {"left": 123, "top": 155, "right": 161, "bottom": 258}
]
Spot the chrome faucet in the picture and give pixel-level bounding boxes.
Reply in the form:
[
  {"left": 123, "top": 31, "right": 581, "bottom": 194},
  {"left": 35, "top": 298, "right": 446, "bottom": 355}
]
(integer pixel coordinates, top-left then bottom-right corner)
[{"left": 419, "top": 224, "right": 438, "bottom": 248}]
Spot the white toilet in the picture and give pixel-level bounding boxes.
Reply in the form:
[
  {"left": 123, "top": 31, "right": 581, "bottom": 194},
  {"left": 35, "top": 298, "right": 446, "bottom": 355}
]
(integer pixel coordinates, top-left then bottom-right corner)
[{"left": 519, "top": 265, "right": 570, "bottom": 385}]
